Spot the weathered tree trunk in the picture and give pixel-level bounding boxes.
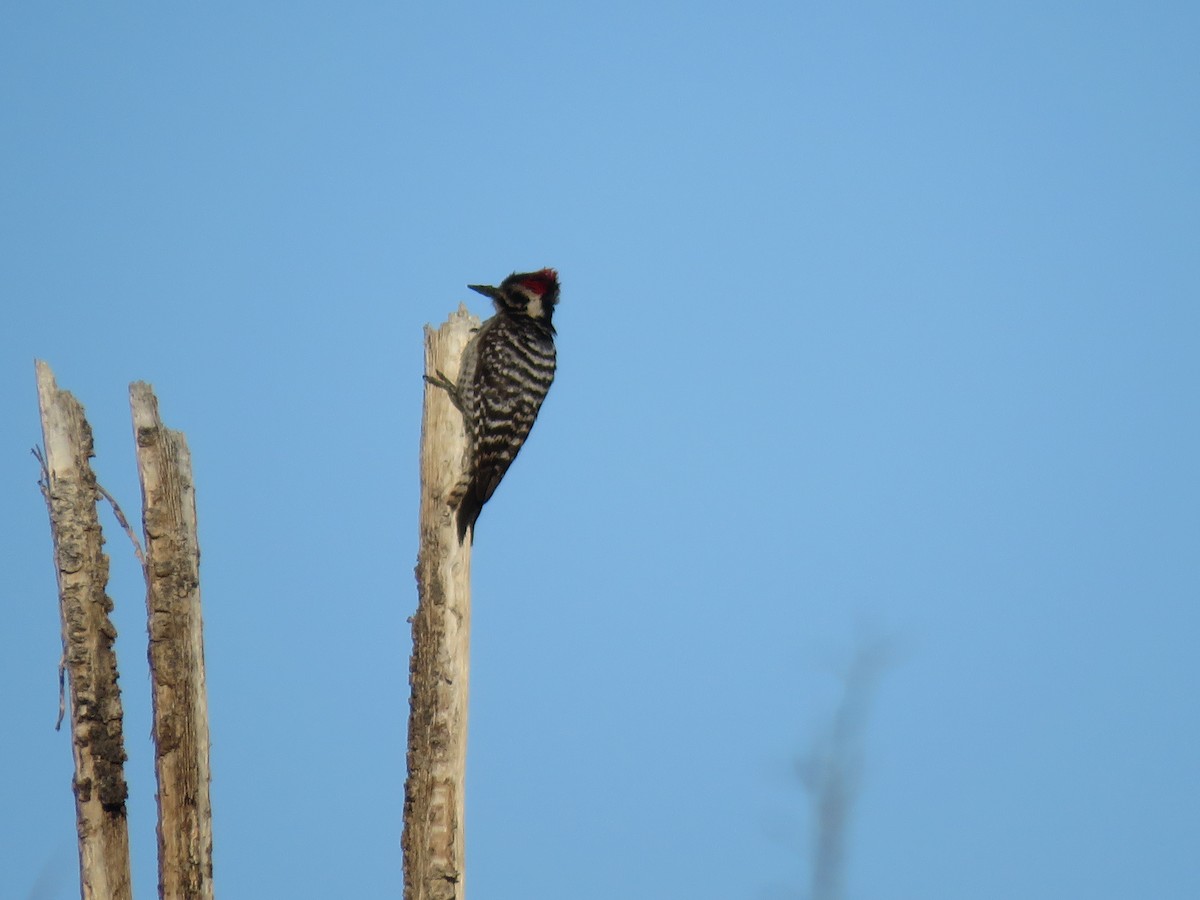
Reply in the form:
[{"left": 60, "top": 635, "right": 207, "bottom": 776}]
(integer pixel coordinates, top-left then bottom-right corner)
[
  {"left": 131, "top": 382, "right": 214, "bottom": 900},
  {"left": 404, "top": 306, "right": 480, "bottom": 900},
  {"left": 35, "top": 360, "right": 133, "bottom": 900}
]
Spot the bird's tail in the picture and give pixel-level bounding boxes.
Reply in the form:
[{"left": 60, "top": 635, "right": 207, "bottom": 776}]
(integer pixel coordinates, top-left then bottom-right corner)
[{"left": 456, "top": 492, "right": 481, "bottom": 544}]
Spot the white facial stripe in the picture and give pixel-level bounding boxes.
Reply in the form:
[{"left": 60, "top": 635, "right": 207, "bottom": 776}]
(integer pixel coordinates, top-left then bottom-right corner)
[{"left": 514, "top": 284, "right": 544, "bottom": 318}]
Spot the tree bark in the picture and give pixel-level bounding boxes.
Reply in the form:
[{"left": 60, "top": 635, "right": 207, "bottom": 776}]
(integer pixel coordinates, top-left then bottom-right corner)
[
  {"left": 404, "top": 306, "right": 480, "bottom": 900},
  {"left": 131, "top": 382, "right": 214, "bottom": 900},
  {"left": 35, "top": 360, "right": 133, "bottom": 900}
]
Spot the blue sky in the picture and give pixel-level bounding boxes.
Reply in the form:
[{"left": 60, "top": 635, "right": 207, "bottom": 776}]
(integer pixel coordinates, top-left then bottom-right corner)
[{"left": 3, "top": 3, "right": 1198, "bottom": 898}]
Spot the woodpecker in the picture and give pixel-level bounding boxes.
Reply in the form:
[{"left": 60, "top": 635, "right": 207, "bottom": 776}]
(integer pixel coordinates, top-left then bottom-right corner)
[{"left": 428, "top": 268, "right": 560, "bottom": 542}]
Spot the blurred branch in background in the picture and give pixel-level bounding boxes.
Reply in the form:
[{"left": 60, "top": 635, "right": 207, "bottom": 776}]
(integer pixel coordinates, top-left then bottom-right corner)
[{"left": 797, "top": 637, "right": 894, "bottom": 900}]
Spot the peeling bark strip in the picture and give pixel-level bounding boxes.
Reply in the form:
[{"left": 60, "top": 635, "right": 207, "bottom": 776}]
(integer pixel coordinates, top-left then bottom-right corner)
[
  {"left": 130, "top": 383, "right": 214, "bottom": 900},
  {"left": 34, "top": 360, "right": 133, "bottom": 900},
  {"left": 404, "top": 307, "right": 480, "bottom": 900}
]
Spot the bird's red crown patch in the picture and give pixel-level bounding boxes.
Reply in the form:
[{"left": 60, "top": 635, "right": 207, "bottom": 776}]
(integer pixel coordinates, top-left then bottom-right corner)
[{"left": 520, "top": 268, "right": 558, "bottom": 296}]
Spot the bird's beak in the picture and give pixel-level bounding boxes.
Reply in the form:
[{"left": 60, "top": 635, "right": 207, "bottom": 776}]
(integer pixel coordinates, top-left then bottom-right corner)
[{"left": 467, "top": 283, "right": 502, "bottom": 300}]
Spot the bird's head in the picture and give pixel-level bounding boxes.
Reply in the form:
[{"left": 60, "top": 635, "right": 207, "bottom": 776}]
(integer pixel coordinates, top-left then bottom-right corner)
[{"left": 468, "top": 268, "right": 560, "bottom": 324}]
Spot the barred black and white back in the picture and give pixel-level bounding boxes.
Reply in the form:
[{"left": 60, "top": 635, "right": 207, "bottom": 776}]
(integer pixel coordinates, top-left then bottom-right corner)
[{"left": 453, "top": 268, "right": 559, "bottom": 541}]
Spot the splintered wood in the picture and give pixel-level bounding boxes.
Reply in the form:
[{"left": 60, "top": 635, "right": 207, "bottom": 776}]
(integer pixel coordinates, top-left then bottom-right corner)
[
  {"left": 131, "top": 382, "right": 213, "bottom": 900},
  {"left": 35, "top": 362, "right": 212, "bottom": 900},
  {"left": 405, "top": 306, "right": 480, "bottom": 900},
  {"left": 35, "top": 360, "right": 133, "bottom": 900}
]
